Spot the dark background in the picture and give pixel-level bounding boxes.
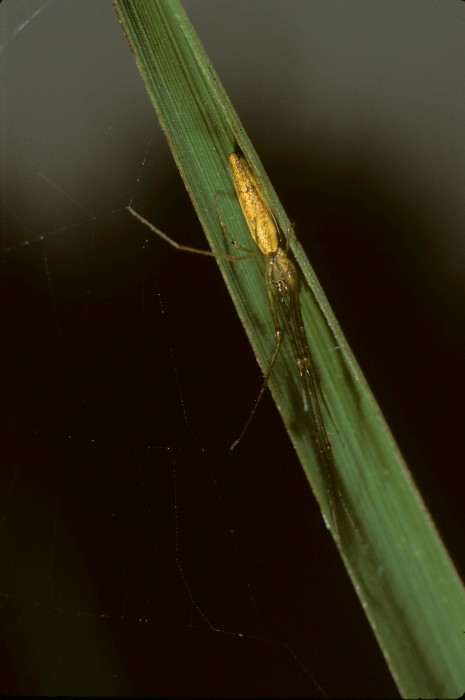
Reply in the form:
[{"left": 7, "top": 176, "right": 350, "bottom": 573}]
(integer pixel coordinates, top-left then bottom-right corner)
[{"left": 1, "top": 1, "right": 464, "bottom": 696}]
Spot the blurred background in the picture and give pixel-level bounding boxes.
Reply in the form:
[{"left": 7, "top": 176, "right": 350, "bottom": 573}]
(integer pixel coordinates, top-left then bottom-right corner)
[{"left": 1, "top": 1, "right": 464, "bottom": 696}]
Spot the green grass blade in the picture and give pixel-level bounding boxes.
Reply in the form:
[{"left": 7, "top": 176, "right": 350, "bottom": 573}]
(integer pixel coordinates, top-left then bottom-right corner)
[{"left": 113, "top": 1, "right": 465, "bottom": 696}]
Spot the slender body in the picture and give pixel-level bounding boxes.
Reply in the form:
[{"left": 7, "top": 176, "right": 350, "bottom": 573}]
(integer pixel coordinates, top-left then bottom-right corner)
[{"left": 228, "top": 153, "right": 337, "bottom": 523}]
